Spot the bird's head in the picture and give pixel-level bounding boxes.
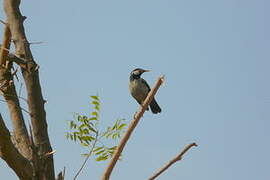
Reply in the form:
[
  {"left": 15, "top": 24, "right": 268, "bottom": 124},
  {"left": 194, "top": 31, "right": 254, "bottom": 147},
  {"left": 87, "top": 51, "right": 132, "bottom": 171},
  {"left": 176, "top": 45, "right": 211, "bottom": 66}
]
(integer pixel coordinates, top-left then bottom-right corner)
[
  {"left": 131, "top": 68, "right": 150, "bottom": 76},
  {"left": 130, "top": 68, "right": 150, "bottom": 80}
]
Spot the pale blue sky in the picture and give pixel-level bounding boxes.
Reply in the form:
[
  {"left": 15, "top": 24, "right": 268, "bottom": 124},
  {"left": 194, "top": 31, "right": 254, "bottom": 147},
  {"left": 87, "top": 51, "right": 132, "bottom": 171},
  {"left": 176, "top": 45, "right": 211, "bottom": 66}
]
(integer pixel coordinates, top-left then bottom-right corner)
[{"left": 0, "top": 0, "right": 269, "bottom": 179}]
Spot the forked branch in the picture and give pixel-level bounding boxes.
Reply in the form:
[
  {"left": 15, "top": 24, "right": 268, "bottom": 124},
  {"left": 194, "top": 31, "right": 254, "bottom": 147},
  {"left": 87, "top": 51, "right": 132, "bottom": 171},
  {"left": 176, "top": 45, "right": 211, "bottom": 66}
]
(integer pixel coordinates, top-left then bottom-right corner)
[
  {"left": 148, "top": 143, "right": 198, "bottom": 180},
  {"left": 0, "top": 22, "right": 31, "bottom": 158},
  {"left": 3, "top": 0, "right": 55, "bottom": 178},
  {"left": 0, "top": 113, "right": 32, "bottom": 179},
  {"left": 101, "top": 76, "right": 165, "bottom": 180}
]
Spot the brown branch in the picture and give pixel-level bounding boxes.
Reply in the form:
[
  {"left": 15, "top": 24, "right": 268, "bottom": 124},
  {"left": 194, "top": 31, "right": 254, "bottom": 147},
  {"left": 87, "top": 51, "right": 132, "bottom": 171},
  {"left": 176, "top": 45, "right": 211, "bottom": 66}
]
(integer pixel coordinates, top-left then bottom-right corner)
[
  {"left": 0, "top": 45, "right": 31, "bottom": 69},
  {"left": 7, "top": 51, "right": 28, "bottom": 68},
  {"left": 4, "top": 0, "right": 55, "bottom": 179},
  {"left": 0, "top": 23, "right": 31, "bottom": 159},
  {"left": 0, "top": 23, "right": 11, "bottom": 65},
  {"left": 148, "top": 143, "right": 198, "bottom": 180},
  {"left": 101, "top": 76, "right": 165, "bottom": 180},
  {"left": 0, "top": 113, "right": 32, "bottom": 179},
  {"left": 57, "top": 167, "right": 66, "bottom": 180}
]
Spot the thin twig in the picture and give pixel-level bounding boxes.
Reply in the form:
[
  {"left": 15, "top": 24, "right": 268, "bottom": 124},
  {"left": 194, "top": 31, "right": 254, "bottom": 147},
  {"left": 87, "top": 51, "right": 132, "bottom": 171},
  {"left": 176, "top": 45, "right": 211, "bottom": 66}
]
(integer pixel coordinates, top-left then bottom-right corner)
[
  {"left": 148, "top": 143, "right": 198, "bottom": 180},
  {"left": 73, "top": 131, "right": 99, "bottom": 180},
  {"left": 0, "top": 19, "right": 6, "bottom": 25},
  {"left": 0, "top": 97, "right": 30, "bottom": 116},
  {"left": 101, "top": 76, "right": 165, "bottom": 180},
  {"left": 3, "top": 93, "right": 28, "bottom": 103},
  {"left": 20, "top": 107, "right": 31, "bottom": 116},
  {"left": 29, "top": 41, "right": 44, "bottom": 45},
  {"left": 0, "top": 46, "right": 30, "bottom": 68}
]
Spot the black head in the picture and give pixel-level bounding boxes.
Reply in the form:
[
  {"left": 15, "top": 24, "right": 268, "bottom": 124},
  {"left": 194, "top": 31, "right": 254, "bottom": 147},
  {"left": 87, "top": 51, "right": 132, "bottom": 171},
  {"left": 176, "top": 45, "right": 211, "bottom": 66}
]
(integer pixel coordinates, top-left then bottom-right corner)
[{"left": 130, "top": 68, "right": 150, "bottom": 80}]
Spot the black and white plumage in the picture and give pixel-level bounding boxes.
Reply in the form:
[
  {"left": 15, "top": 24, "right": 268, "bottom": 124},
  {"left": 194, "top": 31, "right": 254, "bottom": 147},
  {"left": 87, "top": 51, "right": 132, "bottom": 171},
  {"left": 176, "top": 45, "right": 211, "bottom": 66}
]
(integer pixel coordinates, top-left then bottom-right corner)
[{"left": 129, "top": 68, "right": 161, "bottom": 114}]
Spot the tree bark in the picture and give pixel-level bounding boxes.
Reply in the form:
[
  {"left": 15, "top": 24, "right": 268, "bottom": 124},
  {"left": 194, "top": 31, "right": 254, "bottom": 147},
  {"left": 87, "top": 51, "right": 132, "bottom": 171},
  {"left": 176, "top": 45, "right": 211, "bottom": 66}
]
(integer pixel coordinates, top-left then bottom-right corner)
[
  {"left": 0, "top": 113, "right": 32, "bottom": 179},
  {"left": 0, "top": 24, "right": 31, "bottom": 159},
  {"left": 1, "top": 0, "right": 55, "bottom": 179}
]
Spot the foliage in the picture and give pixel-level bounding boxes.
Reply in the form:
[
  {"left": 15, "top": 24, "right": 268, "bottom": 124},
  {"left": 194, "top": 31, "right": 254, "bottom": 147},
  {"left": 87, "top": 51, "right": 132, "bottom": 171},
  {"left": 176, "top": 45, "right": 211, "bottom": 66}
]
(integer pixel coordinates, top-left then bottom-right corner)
[{"left": 66, "top": 95, "right": 126, "bottom": 162}]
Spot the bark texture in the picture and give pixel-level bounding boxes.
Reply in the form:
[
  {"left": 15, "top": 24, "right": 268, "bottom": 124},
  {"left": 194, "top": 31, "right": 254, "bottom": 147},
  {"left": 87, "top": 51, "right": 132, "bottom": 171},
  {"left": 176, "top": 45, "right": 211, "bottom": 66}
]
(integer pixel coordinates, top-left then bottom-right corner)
[
  {"left": 0, "top": 24, "right": 31, "bottom": 159},
  {"left": 0, "top": 113, "right": 32, "bottom": 179},
  {"left": 0, "top": 0, "right": 55, "bottom": 179}
]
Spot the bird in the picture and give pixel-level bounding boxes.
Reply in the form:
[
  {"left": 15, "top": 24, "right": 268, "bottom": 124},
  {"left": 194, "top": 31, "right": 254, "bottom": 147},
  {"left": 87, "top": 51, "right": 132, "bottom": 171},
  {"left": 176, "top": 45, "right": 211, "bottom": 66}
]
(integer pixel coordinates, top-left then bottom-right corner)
[{"left": 129, "top": 68, "right": 161, "bottom": 114}]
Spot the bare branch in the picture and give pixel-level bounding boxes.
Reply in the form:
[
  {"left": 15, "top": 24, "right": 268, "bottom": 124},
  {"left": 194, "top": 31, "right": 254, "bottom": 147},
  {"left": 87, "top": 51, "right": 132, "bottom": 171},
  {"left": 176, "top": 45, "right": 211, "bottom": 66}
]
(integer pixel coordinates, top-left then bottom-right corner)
[
  {"left": 0, "top": 113, "right": 32, "bottom": 179},
  {"left": 3, "top": 0, "right": 55, "bottom": 178},
  {"left": 148, "top": 143, "right": 198, "bottom": 180},
  {"left": 57, "top": 167, "right": 66, "bottom": 180},
  {"left": 0, "top": 23, "right": 10, "bottom": 65},
  {"left": 0, "top": 22, "right": 31, "bottom": 159},
  {"left": 29, "top": 41, "right": 44, "bottom": 45},
  {"left": 101, "top": 76, "right": 165, "bottom": 180}
]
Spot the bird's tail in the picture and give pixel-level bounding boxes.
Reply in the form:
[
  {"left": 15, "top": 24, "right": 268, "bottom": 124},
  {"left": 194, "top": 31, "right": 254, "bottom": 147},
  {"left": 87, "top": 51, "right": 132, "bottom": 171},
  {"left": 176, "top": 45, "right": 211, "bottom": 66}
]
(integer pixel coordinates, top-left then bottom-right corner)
[{"left": 150, "top": 98, "right": 161, "bottom": 114}]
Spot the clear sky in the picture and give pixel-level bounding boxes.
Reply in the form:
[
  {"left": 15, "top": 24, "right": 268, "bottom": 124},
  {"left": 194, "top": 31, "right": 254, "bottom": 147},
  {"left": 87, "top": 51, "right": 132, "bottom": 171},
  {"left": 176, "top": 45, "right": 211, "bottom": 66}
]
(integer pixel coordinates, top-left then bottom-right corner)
[{"left": 0, "top": 0, "right": 269, "bottom": 179}]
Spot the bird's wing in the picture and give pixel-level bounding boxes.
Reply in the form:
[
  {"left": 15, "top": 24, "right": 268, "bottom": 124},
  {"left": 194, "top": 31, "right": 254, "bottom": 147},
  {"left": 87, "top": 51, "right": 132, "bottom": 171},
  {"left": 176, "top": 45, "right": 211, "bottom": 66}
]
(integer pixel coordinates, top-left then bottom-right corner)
[{"left": 141, "top": 78, "right": 151, "bottom": 92}]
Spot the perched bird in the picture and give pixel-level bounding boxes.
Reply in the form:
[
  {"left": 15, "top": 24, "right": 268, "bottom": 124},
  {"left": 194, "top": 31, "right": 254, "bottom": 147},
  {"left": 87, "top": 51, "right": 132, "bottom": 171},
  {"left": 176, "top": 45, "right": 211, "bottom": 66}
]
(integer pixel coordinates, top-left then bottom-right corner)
[{"left": 129, "top": 68, "right": 161, "bottom": 114}]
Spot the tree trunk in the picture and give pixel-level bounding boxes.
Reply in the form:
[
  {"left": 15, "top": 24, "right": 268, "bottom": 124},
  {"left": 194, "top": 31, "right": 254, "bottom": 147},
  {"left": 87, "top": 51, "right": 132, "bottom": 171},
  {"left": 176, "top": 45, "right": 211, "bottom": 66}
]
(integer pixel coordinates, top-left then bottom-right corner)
[{"left": 0, "top": 0, "right": 56, "bottom": 179}]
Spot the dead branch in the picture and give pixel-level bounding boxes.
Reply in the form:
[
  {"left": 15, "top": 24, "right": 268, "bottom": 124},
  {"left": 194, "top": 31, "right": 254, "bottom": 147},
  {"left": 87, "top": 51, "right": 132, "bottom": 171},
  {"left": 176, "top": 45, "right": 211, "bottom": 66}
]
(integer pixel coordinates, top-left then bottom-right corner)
[
  {"left": 101, "top": 76, "right": 165, "bottom": 180},
  {"left": 57, "top": 167, "right": 66, "bottom": 180},
  {"left": 0, "top": 23, "right": 11, "bottom": 65},
  {"left": 0, "top": 22, "right": 31, "bottom": 159},
  {"left": 148, "top": 143, "right": 198, "bottom": 180},
  {"left": 0, "top": 113, "right": 32, "bottom": 179},
  {"left": 3, "top": 0, "right": 55, "bottom": 178}
]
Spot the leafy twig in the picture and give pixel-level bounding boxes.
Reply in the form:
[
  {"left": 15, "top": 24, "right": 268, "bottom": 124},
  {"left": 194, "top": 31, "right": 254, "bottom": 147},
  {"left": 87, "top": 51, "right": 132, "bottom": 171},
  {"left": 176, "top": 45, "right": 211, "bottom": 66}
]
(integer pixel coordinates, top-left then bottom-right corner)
[{"left": 73, "top": 131, "right": 99, "bottom": 180}]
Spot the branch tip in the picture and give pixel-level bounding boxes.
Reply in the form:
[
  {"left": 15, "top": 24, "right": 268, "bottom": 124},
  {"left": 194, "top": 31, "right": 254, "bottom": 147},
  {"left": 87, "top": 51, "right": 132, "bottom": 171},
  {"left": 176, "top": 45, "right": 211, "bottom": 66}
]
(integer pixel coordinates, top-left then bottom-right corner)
[
  {"left": 43, "top": 150, "right": 56, "bottom": 158},
  {"left": 148, "top": 142, "right": 197, "bottom": 180}
]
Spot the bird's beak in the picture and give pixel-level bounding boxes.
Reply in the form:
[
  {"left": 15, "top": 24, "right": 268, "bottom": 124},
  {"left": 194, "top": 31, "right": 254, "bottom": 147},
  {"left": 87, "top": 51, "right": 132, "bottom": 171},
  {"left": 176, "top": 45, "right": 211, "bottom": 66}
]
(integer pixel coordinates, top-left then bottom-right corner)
[{"left": 143, "top": 69, "right": 150, "bottom": 72}]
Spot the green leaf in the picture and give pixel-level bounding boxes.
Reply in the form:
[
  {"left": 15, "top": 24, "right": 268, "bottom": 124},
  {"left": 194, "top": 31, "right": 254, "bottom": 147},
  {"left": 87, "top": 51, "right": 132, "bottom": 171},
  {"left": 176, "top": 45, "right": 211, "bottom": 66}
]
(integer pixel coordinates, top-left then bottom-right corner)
[
  {"left": 92, "top": 101, "right": 99, "bottom": 105},
  {"left": 118, "top": 123, "right": 126, "bottom": 130},
  {"left": 112, "top": 133, "right": 118, "bottom": 139},
  {"left": 69, "top": 121, "right": 77, "bottom": 129},
  {"left": 95, "top": 105, "right": 100, "bottom": 111},
  {"left": 81, "top": 142, "right": 90, "bottom": 147},
  {"left": 91, "top": 96, "right": 99, "bottom": 101},
  {"left": 81, "top": 136, "right": 95, "bottom": 142},
  {"left": 82, "top": 129, "right": 90, "bottom": 134},
  {"left": 89, "top": 117, "right": 97, "bottom": 121},
  {"left": 95, "top": 149, "right": 105, "bottom": 155},
  {"left": 92, "top": 111, "right": 98, "bottom": 117},
  {"left": 70, "top": 134, "right": 74, "bottom": 140},
  {"left": 93, "top": 147, "right": 103, "bottom": 152},
  {"left": 96, "top": 154, "right": 109, "bottom": 161},
  {"left": 105, "top": 131, "right": 113, "bottom": 138},
  {"left": 88, "top": 126, "right": 97, "bottom": 133},
  {"left": 77, "top": 115, "right": 82, "bottom": 122},
  {"left": 108, "top": 146, "right": 117, "bottom": 150}
]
